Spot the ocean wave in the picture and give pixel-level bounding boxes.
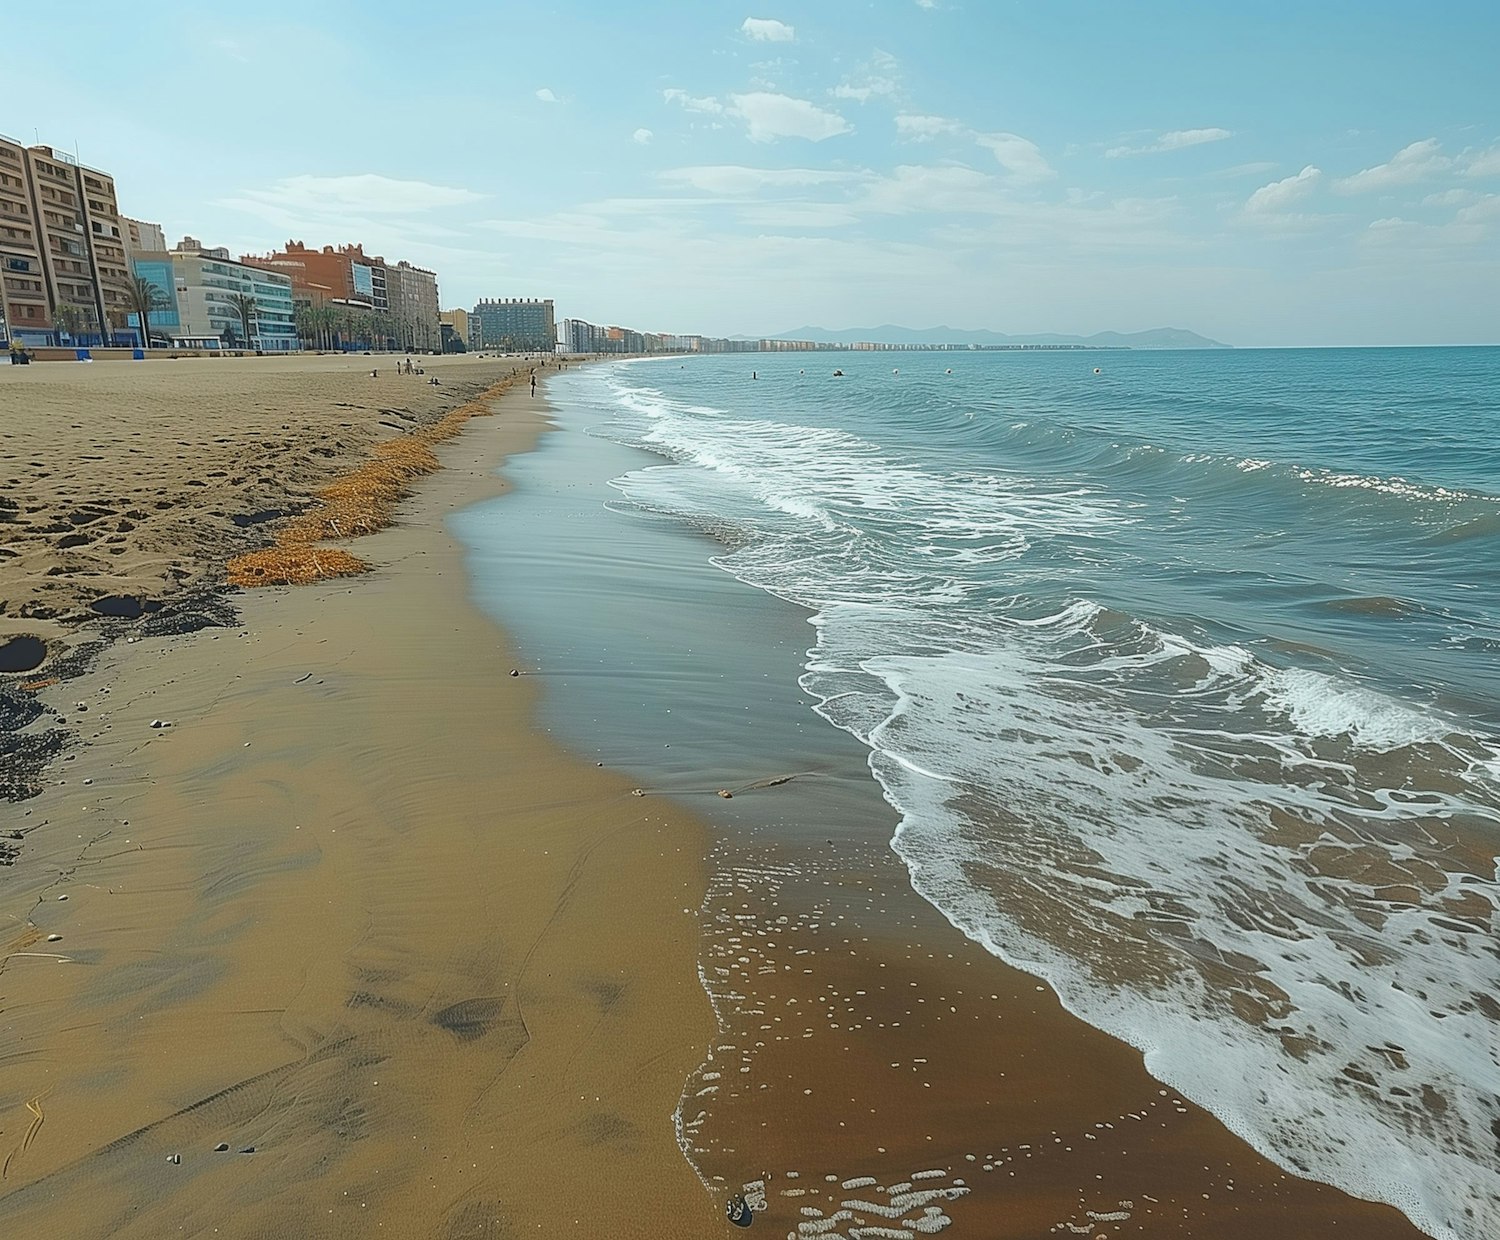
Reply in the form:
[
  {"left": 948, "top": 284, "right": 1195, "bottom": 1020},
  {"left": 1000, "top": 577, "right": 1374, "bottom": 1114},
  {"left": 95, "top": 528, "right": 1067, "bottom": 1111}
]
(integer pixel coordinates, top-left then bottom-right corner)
[{"left": 589, "top": 360, "right": 1500, "bottom": 1239}]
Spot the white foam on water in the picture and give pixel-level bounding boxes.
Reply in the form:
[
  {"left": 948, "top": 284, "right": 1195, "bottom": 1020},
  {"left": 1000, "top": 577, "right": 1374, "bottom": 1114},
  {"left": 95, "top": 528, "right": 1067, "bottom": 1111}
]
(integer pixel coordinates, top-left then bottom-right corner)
[
  {"left": 1261, "top": 666, "right": 1454, "bottom": 751},
  {"left": 859, "top": 636, "right": 1499, "bottom": 1240},
  {"left": 589, "top": 364, "right": 1500, "bottom": 1240}
]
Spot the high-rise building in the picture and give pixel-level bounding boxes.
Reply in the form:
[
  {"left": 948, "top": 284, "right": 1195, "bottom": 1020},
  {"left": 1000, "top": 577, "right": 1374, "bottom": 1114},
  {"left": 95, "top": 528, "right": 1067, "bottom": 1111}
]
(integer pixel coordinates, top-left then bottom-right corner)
[
  {"left": 0, "top": 135, "right": 132, "bottom": 346},
  {"left": 131, "top": 237, "right": 298, "bottom": 351},
  {"left": 471, "top": 297, "right": 555, "bottom": 353},
  {"left": 385, "top": 260, "right": 440, "bottom": 352}
]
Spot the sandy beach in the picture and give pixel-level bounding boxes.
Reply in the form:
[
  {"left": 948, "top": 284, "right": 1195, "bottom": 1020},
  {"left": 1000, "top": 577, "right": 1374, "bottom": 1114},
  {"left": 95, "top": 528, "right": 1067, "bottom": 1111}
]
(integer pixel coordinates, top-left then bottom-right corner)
[
  {"left": 0, "top": 356, "right": 717, "bottom": 1237},
  {"left": 0, "top": 353, "right": 1437, "bottom": 1239}
]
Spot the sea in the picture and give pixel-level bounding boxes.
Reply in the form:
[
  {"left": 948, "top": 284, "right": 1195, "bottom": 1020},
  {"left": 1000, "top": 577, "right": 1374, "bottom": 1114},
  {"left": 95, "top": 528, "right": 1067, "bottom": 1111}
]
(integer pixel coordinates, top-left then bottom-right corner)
[{"left": 454, "top": 346, "right": 1500, "bottom": 1239}]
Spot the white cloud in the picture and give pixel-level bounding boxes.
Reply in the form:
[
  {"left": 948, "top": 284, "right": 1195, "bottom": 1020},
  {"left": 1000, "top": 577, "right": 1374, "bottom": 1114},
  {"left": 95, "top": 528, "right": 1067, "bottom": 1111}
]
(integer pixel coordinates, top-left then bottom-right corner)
[
  {"left": 738, "top": 202, "right": 863, "bottom": 229},
  {"left": 661, "top": 165, "right": 862, "bottom": 195},
  {"left": 974, "top": 132, "right": 1054, "bottom": 183},
  {"left": 832, "top": 83, "right": 889, "bottom": 103},
  {"left": 1334, "top": 139, "right": 1450, "bottom": 193},
  {"left": 535, "top": 87, "right": 559, "bottom": 103},
  {"left": 729, "top": 92, "right": 851, "bottom": 143},
  {"left": 895, "top": 116, "right": 1052, "bottom": 181},
  {"left": 1464, "top": 144, "right": 1500, "bottom": 178},
  {"left": 741, "top": 17, "right": 795, "bottom": 41},
  {"left": 1456, "top": 194, "right": 1500, "bottom": 225},
  {"left": 633, "top": 128, "right": 653, "bottom": 145},
  {"left": 1245, "top": 165, "right": 1322, "bottom": 213},
  {"left": 226, "top": 174, "right": 483, "bottom": 219},
  {"left": 915, "top": 0, "right": 939, "bottom": 7},
  {"left": 862, "top": 164, "right": 1003, "bottom": 215},
  {"left": 664, "top": 88, "right": 726, "bottom": 115},
  {"left": 1422, "top": 187, "right": 1480, "bottom": 208},
  {"left": 895, "top": 113, "right": 961, "bottom": 141},
  {"left": 1213, "top": 161, "right": 1279, "bottom": 179},
  {"left": 833, "top": 50, "right": 900, "bottom": 102},
  {"left": 1107, "top": 128, "right": 1232, "bottom": 157}
]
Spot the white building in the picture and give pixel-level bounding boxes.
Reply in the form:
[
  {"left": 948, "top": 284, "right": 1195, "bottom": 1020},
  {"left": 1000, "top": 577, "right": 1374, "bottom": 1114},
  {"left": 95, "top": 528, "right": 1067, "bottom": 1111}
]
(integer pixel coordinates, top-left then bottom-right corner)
[{"left": 131, "top": 236, "right": 298, "bottom": 351}]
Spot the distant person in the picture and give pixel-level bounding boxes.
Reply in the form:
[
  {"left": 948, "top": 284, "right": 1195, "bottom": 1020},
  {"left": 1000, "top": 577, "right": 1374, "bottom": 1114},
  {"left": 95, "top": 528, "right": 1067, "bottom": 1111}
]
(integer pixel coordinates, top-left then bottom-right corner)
[
  {"left": 752, "top": 371, "right": 757, "bottom": 380},
  {"left": 530, "top": 374, "right": 537, "bottom": 397},
  {"left": 371, "top": 368, "right": 378, "bottom": 378}
]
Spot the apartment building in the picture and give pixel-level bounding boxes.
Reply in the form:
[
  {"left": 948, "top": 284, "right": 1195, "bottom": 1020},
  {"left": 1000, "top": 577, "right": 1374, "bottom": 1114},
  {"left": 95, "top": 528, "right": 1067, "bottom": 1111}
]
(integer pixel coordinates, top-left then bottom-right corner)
[
  {"left": 386, "top": 260, "right": 440, "bottom": 352},
  {"left": 471, "top": 297, "right": 555, "bottom": 353},
  {"left": 0, "top": 135, "right": 132, "bottom": 345}
]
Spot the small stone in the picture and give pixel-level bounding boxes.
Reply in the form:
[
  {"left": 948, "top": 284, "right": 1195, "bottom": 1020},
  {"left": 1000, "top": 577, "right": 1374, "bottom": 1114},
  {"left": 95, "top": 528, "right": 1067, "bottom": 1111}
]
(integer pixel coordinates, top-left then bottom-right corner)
[
  {"left": 167, "top": 1153, "right": 181, "bottom": 1165},
  {"left": 718, "top": 789, "right": 733, "bottom": 799},
  {"left": 509, "top": 669, "right": 519, "bottom": 677},
  {"left": 214, "top": 1143, "right": 230, "bottom": 1152},
  {"left": 57, "top": 894, "right": 68, "bottom": 901},
  {"left": 150, "top": 719, "right": 163, "bottom": 728},
  {"left": 46, "top": 933, "right": 62, "bottom": 942},
  {"left": 239, "top": 1146, "right": 256, "bottom": 1155},
  {"left": 631, "top": 789, "right": 645, "bottom": 797}
]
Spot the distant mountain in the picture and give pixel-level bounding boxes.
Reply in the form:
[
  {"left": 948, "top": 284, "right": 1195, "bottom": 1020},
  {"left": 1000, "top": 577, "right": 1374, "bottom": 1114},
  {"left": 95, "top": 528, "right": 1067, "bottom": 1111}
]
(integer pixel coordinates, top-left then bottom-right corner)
[{"left": 757, "top": 325, "right": 1230, "bottom": 349}]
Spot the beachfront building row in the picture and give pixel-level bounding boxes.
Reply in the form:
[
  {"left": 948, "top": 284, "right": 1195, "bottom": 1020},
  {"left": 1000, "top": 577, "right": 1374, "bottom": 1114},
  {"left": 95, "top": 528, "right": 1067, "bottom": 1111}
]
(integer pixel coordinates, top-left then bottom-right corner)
[
  {"left": 241, "top": 241, "right": 441, "bottom": 352},
  {"left": 0, "top": 135, "right": 135, "bottom": 347},
  {"left": 471, "top": 297, "right": 555, "bottom": 353},
  {"left": 558, "top": 318, "right": 699, "bottom": 355},
  {"left": 131, "top": 237, "right": 298, "bottom": 351}
]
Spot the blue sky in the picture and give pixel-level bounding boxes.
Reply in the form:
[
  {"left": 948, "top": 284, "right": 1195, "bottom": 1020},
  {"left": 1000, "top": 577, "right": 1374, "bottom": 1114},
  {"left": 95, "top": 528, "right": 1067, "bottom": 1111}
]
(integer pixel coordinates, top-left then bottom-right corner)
[{"left": 10, "top": 1, "right": 1499, "bottom": 346}]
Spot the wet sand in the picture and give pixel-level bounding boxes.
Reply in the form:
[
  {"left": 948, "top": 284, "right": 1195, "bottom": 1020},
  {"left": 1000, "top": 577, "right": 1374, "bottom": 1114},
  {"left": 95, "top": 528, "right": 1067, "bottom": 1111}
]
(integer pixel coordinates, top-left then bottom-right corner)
[
  {"left": 0, "top": 370, "right": 719, "bottom": 1237},
  {"left": 682, "top": 826, "right": 1427, "bottom": 1238}
]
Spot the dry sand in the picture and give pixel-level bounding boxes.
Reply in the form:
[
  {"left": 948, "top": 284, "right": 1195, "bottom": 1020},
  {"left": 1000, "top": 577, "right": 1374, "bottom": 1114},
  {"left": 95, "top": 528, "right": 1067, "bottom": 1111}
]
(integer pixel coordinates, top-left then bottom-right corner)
[
  {"left": 0, "top": 352, "right": 515, "bottom": 652},
  {"left": 0, "top": 361, "right": 719, "bottom": 1237}
]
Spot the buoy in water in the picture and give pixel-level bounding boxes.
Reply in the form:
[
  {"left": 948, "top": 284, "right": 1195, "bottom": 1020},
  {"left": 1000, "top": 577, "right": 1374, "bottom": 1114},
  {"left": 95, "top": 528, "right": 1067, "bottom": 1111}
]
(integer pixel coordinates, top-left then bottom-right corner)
[{"left": 1093, "top": 367, "right": 1102, "bottom": 374}]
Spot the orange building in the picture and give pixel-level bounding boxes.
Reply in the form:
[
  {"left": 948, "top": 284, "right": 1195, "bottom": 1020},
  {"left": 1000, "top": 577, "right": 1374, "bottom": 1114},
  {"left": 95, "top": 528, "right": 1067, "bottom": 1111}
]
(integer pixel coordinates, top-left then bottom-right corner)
[{"left": 241, "top": 240, "right": 385, "bottom": 310}]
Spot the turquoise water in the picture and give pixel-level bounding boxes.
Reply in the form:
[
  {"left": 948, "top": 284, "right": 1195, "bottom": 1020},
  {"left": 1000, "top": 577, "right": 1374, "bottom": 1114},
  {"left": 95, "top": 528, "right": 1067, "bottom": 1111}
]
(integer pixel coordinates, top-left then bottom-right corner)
[{"left": 463, "top": 347, "right": 1500, "bottom": 1238}]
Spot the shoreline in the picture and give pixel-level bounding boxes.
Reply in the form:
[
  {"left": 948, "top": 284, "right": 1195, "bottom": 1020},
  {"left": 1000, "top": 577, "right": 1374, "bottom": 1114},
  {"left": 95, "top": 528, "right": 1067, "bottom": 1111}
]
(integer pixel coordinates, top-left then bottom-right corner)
[
  {"left": 469, "top": 359, "right": 1434, "bottom": 1240},
  {"left": 0, "top": 370, "right": 720, "bottom": 1236}
]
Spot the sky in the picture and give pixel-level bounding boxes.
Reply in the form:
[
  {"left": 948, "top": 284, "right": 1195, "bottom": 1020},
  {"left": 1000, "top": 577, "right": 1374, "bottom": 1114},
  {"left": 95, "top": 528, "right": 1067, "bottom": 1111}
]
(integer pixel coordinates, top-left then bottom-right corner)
[{"left": 8, "top": 1, "right": 1500, "bottom": 347}]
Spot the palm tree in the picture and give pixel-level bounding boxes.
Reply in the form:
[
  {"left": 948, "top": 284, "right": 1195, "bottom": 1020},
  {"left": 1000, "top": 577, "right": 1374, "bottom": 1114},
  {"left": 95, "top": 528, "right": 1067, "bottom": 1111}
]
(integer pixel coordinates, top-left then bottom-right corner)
[
  {"left": 317, "top": 305, "right": 337, "bottom": 351},
  {"left": 52, "top": 302, "right": 83, "bottom": 343},
  {"left": 294, "top": 303, "right": 316, "bottom": 350},
  {"left": 125, "top": 274, "right": 170, "bottom": 350},
  {"left": 227, "top": 292, "right": 258, "bottom": 350}
]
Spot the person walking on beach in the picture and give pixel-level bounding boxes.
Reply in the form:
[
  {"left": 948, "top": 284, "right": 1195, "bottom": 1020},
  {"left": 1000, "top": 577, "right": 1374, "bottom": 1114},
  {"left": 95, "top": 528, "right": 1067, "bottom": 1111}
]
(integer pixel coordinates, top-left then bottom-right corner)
[{"left": 530, "top": 373, "right": 537, "bottom": 397}]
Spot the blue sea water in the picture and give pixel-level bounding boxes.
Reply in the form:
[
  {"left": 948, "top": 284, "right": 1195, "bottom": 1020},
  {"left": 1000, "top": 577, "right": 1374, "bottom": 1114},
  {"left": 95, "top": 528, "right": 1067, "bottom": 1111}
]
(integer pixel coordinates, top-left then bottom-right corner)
[{"left": 471, "top": 347, "right": 1500, "bottom": 1238}]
